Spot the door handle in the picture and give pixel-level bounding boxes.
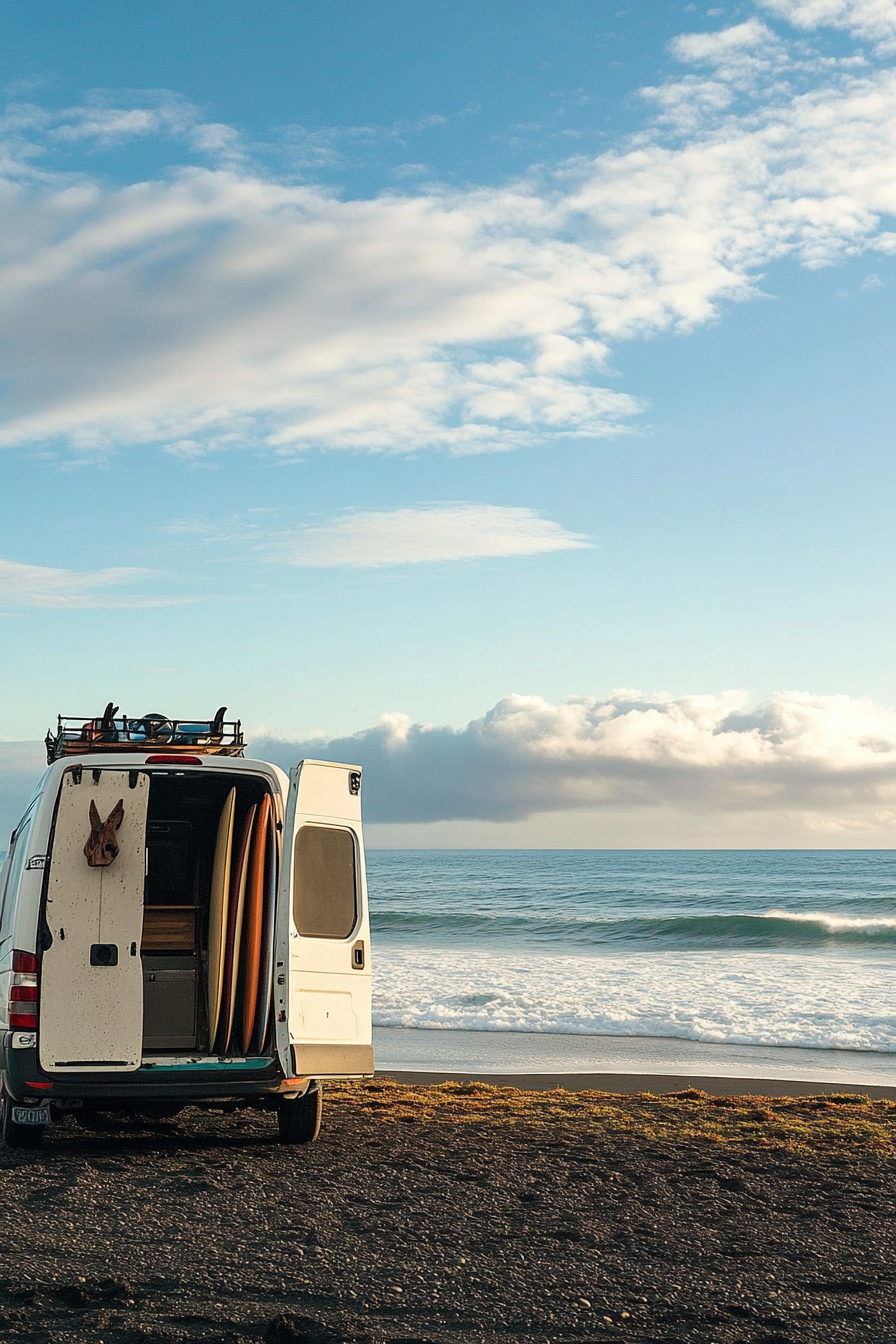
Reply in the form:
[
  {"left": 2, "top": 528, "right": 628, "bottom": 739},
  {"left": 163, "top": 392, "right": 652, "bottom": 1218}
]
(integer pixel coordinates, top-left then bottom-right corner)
[
  {"left": 90, "top": 943, "right": 118, "bottom": 966},
  {"left": 351, "top": 940, "right": 365, "bottom": 970}
]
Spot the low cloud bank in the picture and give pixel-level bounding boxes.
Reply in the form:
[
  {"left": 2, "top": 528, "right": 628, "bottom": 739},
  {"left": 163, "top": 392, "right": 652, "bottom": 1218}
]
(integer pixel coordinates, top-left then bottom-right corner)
[
  {"left": 4, "top": 690, "right": 895, "bottom": 844},
  {"left": 253, "top": 690, "right": 896, "bottom": 824}
]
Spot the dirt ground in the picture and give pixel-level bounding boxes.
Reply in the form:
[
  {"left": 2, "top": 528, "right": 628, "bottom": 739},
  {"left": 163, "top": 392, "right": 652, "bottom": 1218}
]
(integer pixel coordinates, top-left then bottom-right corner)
[{"left": 1, "top": 1080, "right": 896, "bottom": 1344}]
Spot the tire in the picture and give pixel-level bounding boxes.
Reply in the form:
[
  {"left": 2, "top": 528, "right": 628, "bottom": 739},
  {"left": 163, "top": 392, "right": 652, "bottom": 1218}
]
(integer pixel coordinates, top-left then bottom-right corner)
[
  {"left": 1, "top": 1097, "right": 46, "bottom": 1149},
  {"left": 277, "top": 1083, "right": 322, "bottom": 1144}
]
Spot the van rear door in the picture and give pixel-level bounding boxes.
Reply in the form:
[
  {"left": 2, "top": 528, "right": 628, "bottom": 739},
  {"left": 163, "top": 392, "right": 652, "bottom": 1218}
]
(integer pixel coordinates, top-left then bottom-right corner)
[
  {"left": 39, "top": 768, "right": 148, "bottom": 1073},
  {"left": 275, "top": 760, "right": 373, "bottom": 1079}
]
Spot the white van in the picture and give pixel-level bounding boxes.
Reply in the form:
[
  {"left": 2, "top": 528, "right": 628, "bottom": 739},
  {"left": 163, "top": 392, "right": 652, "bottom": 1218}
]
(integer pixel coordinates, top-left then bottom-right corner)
[{"left": 0, "top": 709, "right": 373, "bottom": 1149}]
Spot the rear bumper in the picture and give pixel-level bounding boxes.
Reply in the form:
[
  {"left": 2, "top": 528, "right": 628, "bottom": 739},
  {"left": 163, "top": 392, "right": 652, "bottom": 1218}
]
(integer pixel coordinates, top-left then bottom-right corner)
[
  {"left": 1, "top": 1033, "right": 284, "bottom": 1103},
  {"left": 1, "top": 1035, "right": 375, "bottom": 1105}
]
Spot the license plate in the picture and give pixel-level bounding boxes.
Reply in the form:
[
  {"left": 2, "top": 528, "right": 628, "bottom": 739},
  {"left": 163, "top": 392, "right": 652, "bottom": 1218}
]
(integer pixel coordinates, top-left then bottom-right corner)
[{"left": 12, "top": 1105, "right": 50, "bottom": 1126}]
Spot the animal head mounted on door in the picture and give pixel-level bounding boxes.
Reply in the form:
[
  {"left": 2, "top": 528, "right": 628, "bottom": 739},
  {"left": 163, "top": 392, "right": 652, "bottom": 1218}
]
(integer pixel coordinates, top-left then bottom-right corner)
[{"left": 84, "top": 799, "right": 125, "bottom": 867}]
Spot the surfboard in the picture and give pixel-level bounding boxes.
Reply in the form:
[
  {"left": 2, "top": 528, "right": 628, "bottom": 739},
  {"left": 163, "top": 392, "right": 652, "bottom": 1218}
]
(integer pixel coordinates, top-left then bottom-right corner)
[
  {"left": 240, "top": 794, "right": 271, "bottom": 1055},
  {"left": 217, "top": 801, "right": 256, "bottom": 1054},
  {"left": 207, "top": 787, "right": 236, "bottom": 1048},
  {"left": 251, "top": 802, "right": 279, "bottom": 1054}
]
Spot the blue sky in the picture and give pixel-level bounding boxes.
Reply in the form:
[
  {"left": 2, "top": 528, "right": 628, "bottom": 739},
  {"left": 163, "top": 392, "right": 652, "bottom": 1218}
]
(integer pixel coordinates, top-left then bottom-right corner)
[{"left": 2, "top": 0, "right": 896, "bottom": 845}]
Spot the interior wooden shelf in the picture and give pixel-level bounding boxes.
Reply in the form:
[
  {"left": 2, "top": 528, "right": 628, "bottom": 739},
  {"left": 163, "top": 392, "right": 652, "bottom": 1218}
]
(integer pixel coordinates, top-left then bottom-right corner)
[{"left": 142, "top": 905, "right": 198, "bottom": 953}]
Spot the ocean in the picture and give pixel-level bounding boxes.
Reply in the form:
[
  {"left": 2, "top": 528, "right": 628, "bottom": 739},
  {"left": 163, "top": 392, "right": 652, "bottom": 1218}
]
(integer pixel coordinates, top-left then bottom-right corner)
[{"left": 366, "top": 850, "right": 896, "bottom": 1081}]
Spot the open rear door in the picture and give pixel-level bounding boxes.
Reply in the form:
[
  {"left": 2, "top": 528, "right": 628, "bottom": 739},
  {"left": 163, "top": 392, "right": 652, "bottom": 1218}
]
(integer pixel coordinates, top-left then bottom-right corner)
[
  {"left": 39, "top": 768, "right": 148, "bottom": 1073},
  {"left": 275, "top": 760, "right": 373, "bottom": 1080}
]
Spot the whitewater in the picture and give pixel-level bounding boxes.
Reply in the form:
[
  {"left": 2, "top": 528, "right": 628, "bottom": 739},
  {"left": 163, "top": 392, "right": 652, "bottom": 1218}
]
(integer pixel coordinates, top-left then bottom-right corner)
[{"left": 366, "top": 850, "right": 896, "bottom": 1055}]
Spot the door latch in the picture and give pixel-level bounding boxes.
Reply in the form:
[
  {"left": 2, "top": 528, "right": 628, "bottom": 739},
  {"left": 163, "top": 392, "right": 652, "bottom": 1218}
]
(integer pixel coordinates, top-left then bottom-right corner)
[{"left": 351, "top": 940, "right": 365, "bottom": 970}]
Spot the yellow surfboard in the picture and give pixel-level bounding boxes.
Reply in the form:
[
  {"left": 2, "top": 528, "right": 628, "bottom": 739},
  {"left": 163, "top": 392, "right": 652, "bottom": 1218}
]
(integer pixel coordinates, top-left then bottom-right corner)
[{"left": 207, "top": 786, "right": 236, "bottom": 1048}]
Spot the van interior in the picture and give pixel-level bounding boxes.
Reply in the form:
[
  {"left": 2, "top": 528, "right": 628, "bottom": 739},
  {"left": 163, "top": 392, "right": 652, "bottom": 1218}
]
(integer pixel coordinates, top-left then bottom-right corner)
[{"left": 141, "top": 771, "right": 274, "bottom": 1055}]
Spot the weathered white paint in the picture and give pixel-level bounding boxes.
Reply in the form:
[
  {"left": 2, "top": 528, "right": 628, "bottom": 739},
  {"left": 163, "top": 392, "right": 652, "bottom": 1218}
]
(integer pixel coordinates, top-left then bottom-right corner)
[
  {"left": 295, "top": 989, "right": 358, "bottom": 1039},
  {"left": 39, "top": 769, "right": 148, "bottom": 1072}
]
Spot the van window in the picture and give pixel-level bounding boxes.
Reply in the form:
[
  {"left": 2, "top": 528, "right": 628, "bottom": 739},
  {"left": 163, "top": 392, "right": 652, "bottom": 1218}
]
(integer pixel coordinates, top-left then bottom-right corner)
[
  {"left": 293, "top": 825, "right": 357, "bottom": 939},
  {"left": 0, "top": 804, "right": 37, "bottom": 933}
]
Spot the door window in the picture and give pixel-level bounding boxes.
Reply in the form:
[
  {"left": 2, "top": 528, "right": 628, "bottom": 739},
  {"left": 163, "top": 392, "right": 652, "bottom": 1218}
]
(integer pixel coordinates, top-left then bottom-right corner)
[
  {"left": 292, "top": 825, "right": 357, "bottom": 939},
  {"left": 0, "top": 804, "right": 37, "bottom": 934}
]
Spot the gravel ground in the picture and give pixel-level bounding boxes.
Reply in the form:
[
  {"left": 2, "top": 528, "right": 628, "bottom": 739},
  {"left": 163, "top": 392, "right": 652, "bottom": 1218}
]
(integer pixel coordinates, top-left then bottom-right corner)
[{"left": 1, "top": 1081, "right": 895, "bottom": 1344}]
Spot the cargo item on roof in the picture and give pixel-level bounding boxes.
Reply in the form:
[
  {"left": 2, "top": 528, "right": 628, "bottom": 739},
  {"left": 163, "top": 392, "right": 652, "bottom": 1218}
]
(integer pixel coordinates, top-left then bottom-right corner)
[{"left": 45, "top": 702, "right": 245, "bottom": 762}]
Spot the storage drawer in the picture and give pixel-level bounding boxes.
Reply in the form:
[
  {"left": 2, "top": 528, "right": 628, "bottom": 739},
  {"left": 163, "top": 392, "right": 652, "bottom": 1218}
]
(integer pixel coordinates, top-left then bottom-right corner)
[
  {"left": 142, "top": 957, "right": 198, "bottom": 1050},
  {"left": 142, "top": 905, "right": 197, "bottom": 952}
]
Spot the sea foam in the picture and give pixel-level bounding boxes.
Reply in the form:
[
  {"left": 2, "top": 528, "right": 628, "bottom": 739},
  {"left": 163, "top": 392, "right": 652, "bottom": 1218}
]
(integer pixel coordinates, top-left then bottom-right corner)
[{"left": 372, "top": 947, "right": 896, "bottom": 1052}]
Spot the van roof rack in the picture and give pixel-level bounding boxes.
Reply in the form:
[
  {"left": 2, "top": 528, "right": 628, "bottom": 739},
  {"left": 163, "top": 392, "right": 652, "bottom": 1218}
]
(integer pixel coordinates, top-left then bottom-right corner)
[{"left": 45, "top": 704, "right": 245, "bottom": 764}]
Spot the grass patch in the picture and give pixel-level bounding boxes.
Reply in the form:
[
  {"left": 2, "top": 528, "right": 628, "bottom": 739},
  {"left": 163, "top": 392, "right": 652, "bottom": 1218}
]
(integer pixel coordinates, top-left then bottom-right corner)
[{"left": 328, "top": 1079, "right": 896, "bottom": 1161}]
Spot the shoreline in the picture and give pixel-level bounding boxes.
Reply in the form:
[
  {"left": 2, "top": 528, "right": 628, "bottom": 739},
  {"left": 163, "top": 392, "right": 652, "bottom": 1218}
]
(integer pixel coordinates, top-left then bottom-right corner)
[
  {"left": 378, "top": 1068, "right": 896, "bottom": 1098},
  {"left": 372, "top": 1024, "right": 896, "bottom": 1092}
]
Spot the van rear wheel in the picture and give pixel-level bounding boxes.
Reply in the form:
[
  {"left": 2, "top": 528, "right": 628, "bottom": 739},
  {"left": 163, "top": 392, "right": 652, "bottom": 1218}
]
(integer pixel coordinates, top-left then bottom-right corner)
[
  {"left": 1, "top": 1097, "right": 45, "bottom": 1149},
  {"left": 277, "top": 1084, "right": 322, "bottom": 1144}
]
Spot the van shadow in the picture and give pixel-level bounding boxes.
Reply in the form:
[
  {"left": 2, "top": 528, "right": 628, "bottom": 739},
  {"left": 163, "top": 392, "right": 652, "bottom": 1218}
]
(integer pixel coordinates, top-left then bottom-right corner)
[{"left": 11, "top": 1113, "right": 288, "bottom": 1161}]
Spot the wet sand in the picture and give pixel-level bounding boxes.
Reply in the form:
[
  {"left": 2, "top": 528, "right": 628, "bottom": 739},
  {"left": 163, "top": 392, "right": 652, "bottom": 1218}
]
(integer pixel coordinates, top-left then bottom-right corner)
[
  {"left": 373, "top": 1026, "right": 896, "bottom": 1092},
  {"left": 2, "top": 1079, "right": 896, "bottom": 1343}
]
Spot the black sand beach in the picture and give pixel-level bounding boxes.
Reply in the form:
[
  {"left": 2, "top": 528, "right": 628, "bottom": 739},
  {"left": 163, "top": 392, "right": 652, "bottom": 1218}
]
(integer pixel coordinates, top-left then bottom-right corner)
[
  {"left": 2, "top": 1079, "right": 896, "bottom": 1343},
  {"left": 382, "top": 1070, "right": 896, "bottom": 1099}
]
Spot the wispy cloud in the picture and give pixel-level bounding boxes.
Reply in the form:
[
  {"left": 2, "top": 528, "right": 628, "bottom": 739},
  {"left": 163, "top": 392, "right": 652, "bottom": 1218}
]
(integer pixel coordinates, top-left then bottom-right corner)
[
  {"left": 253, "top": 689, "right": 896, "bottom": 823},
  {"left": 759, "top": 0, "right": 896, "bottom": 51},
  {"left": 277, "top": 505, "right": 590, "bottom": 567},
  {"left": 0, "top": 91, "right": 240, "bottom": 175},
  {"left": 0, "top": 558, "right": 180, "bottom": 608},
  {"left": 0, "top": 10, "right": 895, "bottom": 456}
]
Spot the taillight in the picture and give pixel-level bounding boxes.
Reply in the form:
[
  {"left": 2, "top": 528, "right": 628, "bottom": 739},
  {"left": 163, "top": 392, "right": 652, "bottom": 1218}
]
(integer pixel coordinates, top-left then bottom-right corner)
[
  {"left": 9, "top": 949, "right": 38, "bottom": 1030},
  {"left": 145, "top": 754, "right": 202, "bottom": 765}
]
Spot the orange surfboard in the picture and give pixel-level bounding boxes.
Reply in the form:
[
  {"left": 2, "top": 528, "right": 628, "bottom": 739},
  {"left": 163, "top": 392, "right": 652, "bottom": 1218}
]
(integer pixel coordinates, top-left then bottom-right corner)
[
  {"left": 216, "top": 802, "right": 255, "bottom": 1054},
  {"left": 207, "top": 787, "right": 236, "bottom": 1047},
  {"left": 251, "top": 802, "right": 279, "bottom": 1054},
  {"left": 240, "top": 794, "right": 271, "bottom": 1054}
]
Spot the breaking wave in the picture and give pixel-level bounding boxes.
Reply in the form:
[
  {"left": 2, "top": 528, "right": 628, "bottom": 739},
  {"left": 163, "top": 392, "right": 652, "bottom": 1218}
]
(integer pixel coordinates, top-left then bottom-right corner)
[{"left": 371, "top": 907, "right": 896, "bottom": 949}]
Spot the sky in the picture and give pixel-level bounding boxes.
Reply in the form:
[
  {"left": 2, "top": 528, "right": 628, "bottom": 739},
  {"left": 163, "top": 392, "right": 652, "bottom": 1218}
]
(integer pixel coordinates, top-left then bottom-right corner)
[{"left": 1, "top": 0, "right": 896, "bottom": 846}]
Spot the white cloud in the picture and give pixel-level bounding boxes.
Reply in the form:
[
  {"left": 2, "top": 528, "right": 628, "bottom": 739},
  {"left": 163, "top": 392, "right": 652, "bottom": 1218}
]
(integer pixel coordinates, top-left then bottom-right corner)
[
  {"left": 252, "top": 689, "right": 896, "bottom": 823},
  {"left": 759, "top": 0, "right": 896, "bottom": 50},
  {"left": 674, "top": 17, "right": 779, "bottom": 58},
  {"left": 278, "top": 505, "right": 590, "bottom": 567},
  {"left": 0, "top": 558, "right": 176, "bottom": 608},
  {"left": 1, "top": 15, "right": 896, "bottom": 456},
  {"left": 5, "top": 689, "right": 896, "bottom": 842},
  {"left": 0, "top": 93, "right": 240, "bottom": 173}
]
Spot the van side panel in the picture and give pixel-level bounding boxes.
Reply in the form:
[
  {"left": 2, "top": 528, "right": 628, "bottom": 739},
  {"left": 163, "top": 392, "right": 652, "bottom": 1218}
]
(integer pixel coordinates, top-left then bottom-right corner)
[
  {"left": 39, "top": 770, "right": 149, "bottom": 1073},
  {"left": 2, "top": 771, "right": 57, "bottom": 963}
]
